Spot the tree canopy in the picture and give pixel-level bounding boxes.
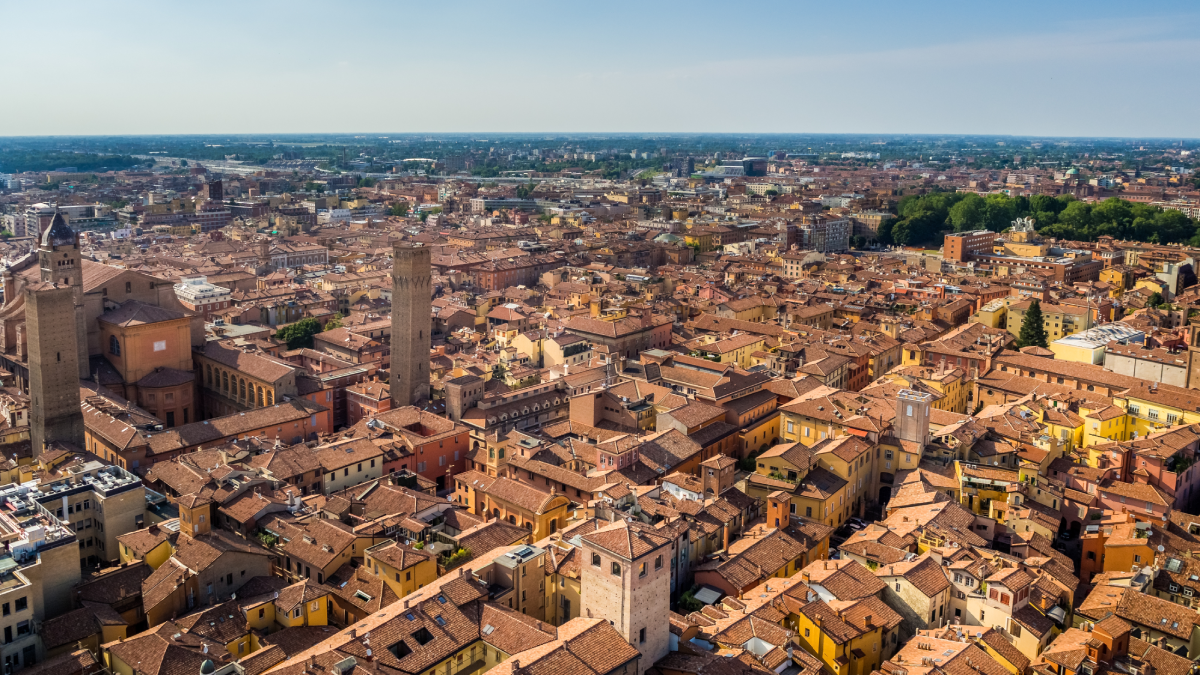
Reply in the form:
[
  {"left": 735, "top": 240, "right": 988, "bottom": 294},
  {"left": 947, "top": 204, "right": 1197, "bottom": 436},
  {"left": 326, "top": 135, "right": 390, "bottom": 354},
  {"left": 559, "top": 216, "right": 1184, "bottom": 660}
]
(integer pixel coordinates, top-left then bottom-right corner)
[
  {"left": 276, "top": 317, "right": 322, "bottom": 349},
  {"left": 872, "top": 191, "right": 1200, "bottom": 247}
]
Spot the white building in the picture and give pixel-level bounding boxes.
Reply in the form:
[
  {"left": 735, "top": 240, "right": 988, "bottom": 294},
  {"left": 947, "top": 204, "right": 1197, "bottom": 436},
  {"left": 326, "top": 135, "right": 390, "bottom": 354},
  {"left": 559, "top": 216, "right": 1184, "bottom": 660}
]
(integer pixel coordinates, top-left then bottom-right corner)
[{"left": 174, "top": 275, "right": 232, "bottom": 319}]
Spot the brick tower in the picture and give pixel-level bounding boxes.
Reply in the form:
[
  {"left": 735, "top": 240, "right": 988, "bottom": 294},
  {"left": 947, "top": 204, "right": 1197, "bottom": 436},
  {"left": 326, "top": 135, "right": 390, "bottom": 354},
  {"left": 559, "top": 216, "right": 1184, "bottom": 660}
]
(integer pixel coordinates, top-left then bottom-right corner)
[
  {"left": 28, "top": 210, "right": 86, "bottom": 457},
  {"left": 579, "top": 521, "right": 672, "bottom": 675},
  {"left": 39, "top": 209, "right": 88, "bottom": 378},
  {"left": 390, "top": 244, "right": 431, "bottom": 408}
]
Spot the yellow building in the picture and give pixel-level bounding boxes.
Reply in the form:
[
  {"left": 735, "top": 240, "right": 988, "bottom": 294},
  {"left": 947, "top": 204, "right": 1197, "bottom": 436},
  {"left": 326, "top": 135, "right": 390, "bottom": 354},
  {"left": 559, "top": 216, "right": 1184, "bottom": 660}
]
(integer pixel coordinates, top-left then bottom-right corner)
[
  {"left": 878, "top": 365, "right": 969, "bottom": 414},
  {"left": 453, "top": 470, "right": 571, "bottom": 540},
  {"left": 955, "top": 462, "right": 1019, "bottom": 516},
  {"left": 746, "top": 467, "right": 850, "bottom": 529},
  {"left": 116, "top": 519, "right": 179, "bottom": 569},
  {"left": 267, "top": 580, "right": 330, "bottom": 632},
  {"left": 793, "top": 596, "right": 900, "bottom": 675},
  {"left": 969, "top": 298, "right": 1009, "bottom": 328},
  {"left": 756, "top": 442, "right": 814, "bottom": 482},
  {"left": 1003, "top": 241, "right": 1051, "bottom": 257},
  {"left": 1005, "top": 300, "right": 1093, "bottom": 342},
  {"left": 1098, "top": 267, "right": 1136, "bottom": 297},
  {"left": 1080, "top": 402, "right": 1131, "bottom": 451},
  {"left": 687, "top": 333, "right": 766, "bottom": 369},
  {"left": 1033, "top": 404, "right": 1086, "bottom": 455},
  {"left": 1113, "top": 385, "right": 1200, "bottom": 442},
  {"left": 363, "top": 540, "right": 438, "bottom": 599},
  {"left": 684, "top": 230, "right": 714, "bottom": 253}
]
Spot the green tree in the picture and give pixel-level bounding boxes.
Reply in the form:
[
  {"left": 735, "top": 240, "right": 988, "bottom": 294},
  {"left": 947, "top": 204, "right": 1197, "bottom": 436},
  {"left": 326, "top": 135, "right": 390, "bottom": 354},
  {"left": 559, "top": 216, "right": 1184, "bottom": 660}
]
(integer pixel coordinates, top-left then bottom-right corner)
[
  {"left": 678, "top": 587, "right": 705, "bottom": 613},
  {"left": 948, "top": 194, "right": 985, "bottom": 231},
  {"left": 875, "top": 217, "right": 896, "bottom": 246},
  {"left": 1147, "top": 292, "right": 1164, "bottom": 308},
  {"left": 276, "top": 317, "right": 322, "bottom": 349},
  {"left": 324, "top": 313, "right": 344, "bottom": 331},
  {"left": 1016, "top": 299, "right": 1049, "bottom": 349},
  {"left": 388, "top": 202, "right": 409, "bottom": 217}
]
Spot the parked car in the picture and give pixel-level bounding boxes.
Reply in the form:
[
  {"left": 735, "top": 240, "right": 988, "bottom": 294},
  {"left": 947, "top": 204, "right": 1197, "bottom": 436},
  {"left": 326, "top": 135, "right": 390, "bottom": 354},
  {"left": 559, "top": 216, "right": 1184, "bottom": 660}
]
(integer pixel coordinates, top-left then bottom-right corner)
[{"left": 846, "top": 517, "right": 869, "bottom": 531}]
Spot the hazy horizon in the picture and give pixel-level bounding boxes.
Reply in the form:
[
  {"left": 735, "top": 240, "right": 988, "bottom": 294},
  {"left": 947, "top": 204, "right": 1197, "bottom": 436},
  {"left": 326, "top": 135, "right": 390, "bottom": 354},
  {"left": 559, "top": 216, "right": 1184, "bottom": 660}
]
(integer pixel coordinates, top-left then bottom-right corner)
[{"left": 3, "top": 1, "right": 1199, "bottom": 138}]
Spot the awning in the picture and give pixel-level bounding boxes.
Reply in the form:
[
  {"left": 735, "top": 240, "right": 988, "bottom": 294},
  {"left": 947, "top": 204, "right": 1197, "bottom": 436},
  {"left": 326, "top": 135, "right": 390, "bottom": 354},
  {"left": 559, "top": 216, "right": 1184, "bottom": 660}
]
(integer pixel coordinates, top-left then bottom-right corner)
[{"left": 693, "top": 585, "right": 723, "bottom": 606}]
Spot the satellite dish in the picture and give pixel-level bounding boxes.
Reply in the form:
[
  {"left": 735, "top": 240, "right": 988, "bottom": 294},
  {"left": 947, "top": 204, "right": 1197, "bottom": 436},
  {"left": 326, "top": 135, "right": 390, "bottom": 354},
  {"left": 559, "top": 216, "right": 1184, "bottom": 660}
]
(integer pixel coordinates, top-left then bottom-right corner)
[{"left": 1158, "top": 545, "right": 1166, "bottom": 553}]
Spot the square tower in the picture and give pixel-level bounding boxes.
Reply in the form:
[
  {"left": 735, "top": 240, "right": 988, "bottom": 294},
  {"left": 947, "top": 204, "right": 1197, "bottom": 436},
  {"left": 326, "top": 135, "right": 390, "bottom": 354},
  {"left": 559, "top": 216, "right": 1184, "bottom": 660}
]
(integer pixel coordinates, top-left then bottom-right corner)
[
  {"left": 27, "top": 282, "right": 85, "bottom": 457},
  {"left": 896, "top": 389, "right": 932, "bottom": 447},
  {"left": 579, "top": 521, "right": 671, "bottom": 675},
  {"left": 38, "top": 210, "right": 89, "bottom": 378},
  {"left": 390, "top": 244, "right": 432, "bottom": 408}
]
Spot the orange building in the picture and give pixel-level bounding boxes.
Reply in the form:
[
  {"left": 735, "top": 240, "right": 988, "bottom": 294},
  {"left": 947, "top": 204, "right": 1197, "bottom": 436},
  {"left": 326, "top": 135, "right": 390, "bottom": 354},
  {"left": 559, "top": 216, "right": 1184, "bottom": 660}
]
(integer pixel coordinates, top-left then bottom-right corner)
[
  {"left": 1079, "top": 515, "right": 1158, "bottom": 583},
  {"left": 346, "top": 378, "right": 391, "bottom": 426},
  {"left": 97, "top": 300, "right": 197, "bottom": 427}
]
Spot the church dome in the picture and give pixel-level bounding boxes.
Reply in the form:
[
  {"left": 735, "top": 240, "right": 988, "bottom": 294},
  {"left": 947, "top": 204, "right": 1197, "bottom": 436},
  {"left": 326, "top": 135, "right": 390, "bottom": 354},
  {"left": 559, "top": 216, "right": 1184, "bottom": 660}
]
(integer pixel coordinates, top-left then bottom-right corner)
[{"left": 41, "top": 210, "right": 76, "bottom": 247}]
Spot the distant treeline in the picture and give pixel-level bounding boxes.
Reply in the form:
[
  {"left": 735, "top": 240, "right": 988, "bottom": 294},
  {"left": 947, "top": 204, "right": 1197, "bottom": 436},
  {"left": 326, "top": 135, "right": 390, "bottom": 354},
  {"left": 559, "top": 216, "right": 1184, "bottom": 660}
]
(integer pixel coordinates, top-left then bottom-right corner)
[
  {"left": 876, "top": 192, "right": 1199, "bottom": 246},
  {"left": 0, "top": 151, "right": 143, "bottom": 173}
]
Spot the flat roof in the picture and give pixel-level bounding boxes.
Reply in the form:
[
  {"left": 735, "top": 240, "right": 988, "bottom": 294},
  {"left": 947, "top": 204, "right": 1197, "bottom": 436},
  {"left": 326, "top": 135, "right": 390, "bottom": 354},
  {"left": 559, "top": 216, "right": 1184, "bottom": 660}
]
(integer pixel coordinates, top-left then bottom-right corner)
[{"left": 1052, "top": 323, "right": 1145, "bottom": 349}]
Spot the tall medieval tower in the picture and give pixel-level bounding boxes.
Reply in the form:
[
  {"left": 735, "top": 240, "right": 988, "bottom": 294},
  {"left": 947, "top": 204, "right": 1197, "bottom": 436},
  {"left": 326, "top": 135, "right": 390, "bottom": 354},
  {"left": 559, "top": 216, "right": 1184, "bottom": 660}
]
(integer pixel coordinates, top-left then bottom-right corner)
[
  {"left": 29, "top": 211, "right": 86, "bottom": 457},
  {"left": 390, "top": 244, "right": 431, "bottom": 408}
]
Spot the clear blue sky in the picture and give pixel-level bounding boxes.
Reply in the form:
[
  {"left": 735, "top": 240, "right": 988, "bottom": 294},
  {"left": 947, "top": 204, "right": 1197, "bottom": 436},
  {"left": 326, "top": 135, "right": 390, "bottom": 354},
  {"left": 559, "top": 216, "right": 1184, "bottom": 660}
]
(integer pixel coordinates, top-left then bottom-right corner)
[{"left": 3, "top": 0, "right": 1198, "bottom": 137}]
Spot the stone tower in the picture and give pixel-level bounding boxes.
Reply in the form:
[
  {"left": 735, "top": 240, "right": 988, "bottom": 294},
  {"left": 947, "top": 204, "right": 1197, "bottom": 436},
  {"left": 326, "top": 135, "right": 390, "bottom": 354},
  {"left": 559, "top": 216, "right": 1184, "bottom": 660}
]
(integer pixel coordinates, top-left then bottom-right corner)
[
  {"left": 895, "top": 389, "right": 932, "bottom": 447},
  {"left": 29, "top": 211, "right": 86, "bottom": 457},
  {"left": 699, "top": 455, "right": 736, "bottom": 497},
  {"left": 38, "top": 210, "right": 88, "bottom": 378},
  {"left": 390, "top": 244, "right": 431, "bottom": 408},
  {"left": 578, "top": 521, "right": 671, "bottom": 675}
]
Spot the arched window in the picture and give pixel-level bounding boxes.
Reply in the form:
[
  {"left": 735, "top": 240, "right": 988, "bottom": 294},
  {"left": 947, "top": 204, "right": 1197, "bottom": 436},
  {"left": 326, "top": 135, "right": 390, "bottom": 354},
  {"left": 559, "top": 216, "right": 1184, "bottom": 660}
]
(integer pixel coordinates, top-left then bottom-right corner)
[
  {"left": 611, "top": 562, "right": 621, "bottom": 576},
  {"left": 205, "top": 364, "right": 212, "bottom": 385},
  {"left": 269, "top": 391, "right": 274, "bottom": 405},
  {"left": 222, "top": 371, "right": 229, "bottom": 392},
  {"left": 239, "top": 379, "right": 246, "bottom": 400},
  {"left": 109, "top": 335, "right": 121, "bottom": 356}
]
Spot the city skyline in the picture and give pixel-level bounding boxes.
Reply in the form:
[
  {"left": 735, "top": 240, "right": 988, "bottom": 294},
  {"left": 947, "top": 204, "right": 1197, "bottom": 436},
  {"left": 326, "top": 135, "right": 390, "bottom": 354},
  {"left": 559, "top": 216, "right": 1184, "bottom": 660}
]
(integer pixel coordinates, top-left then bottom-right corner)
[{"left": 3, "top": 1, "right": 1200, "bottom": 137}]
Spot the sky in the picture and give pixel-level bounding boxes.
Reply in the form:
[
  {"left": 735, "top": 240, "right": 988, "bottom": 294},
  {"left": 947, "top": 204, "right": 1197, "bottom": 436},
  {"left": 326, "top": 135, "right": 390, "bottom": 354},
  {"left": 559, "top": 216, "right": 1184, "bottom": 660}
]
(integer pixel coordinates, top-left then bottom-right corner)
[{"left": 3, "top": 0, "right": 1200, "bottom": 138}]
